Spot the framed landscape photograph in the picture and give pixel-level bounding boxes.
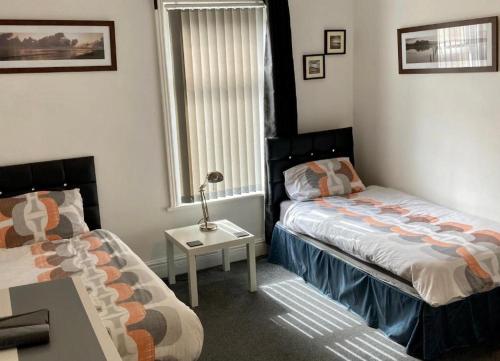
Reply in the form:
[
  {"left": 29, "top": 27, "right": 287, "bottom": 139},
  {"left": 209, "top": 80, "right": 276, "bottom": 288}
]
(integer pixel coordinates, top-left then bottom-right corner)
[
  {"left": 0, "top": 20, "right": 117, "bottom": 74},
  {"left": 398, "top": 17, "right": 498, "bottom": 74},
  {"left": 325, "top": 29, "right": 346, "bottom": 55},
  {"left": 303, "top": 54, "right": 325, "bottom": 80}
]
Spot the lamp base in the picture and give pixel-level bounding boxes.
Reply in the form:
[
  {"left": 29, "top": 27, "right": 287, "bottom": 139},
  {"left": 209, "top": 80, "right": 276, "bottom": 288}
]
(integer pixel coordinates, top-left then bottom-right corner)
[{"left": 199, "top": 222, "right": 218, "bottom": 232}]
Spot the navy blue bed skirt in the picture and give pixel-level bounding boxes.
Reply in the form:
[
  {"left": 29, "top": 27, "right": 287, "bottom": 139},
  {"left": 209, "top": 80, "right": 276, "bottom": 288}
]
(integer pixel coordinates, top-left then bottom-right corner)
[{"left": 269, "top": 224, "right": 500, "bottom": 360}]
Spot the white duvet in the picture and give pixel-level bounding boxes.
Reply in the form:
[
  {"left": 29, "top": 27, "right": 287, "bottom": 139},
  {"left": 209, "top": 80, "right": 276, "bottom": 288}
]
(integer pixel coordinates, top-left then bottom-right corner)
[
  {"left": 282, "top": 186, "right": 500, "bottom": 306},
  {"left": 0, "top": 229, "right": 203, "bottom": 361}
]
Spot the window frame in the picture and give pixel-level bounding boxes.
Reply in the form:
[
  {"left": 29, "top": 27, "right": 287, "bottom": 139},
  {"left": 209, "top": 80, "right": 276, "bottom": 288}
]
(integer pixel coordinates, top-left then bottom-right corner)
[{"left": 155, "top": 0, "right": 267, "bottom": 209}]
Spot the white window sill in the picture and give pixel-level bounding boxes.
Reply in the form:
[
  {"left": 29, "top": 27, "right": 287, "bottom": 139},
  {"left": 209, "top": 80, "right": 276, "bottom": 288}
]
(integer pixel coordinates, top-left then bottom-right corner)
[{"left": 167, "top": 191, "right": 265, "bottom": 212}]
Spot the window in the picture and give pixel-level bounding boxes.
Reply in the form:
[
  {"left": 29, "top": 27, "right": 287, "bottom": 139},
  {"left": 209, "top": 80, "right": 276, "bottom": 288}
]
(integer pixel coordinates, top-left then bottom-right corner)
[{"left": 156, "top": 0, "right": 267, "bottom": 206}]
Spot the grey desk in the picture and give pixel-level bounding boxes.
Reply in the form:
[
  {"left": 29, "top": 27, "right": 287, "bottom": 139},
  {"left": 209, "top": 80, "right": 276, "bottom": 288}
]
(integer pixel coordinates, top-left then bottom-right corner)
[{"left": 0, "top": 277, "right": 121, "bottom": 361}]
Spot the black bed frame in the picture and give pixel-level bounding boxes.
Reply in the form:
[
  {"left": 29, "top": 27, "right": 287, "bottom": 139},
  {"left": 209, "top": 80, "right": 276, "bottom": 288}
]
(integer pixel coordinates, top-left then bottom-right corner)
[
  {"left": 0, "top": 157, "right": 101, "bottom": 231},
  {"left": 265, "top": 127, "right": 354, "bottom": 241}
]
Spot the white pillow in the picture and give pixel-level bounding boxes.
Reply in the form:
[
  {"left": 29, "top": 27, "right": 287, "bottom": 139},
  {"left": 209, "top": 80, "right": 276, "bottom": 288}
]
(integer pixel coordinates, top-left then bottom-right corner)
[{"left": 284, "top": 157, "right": 365, "bottom": 201}]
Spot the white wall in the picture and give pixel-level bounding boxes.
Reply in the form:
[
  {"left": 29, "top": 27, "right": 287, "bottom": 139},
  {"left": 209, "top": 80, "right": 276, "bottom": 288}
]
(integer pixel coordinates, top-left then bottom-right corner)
[
  {"left": 354, "top": 0, "right": 500, "bottom": 222},
  {"left": 0, "top": 0, "right": 353, "bottom": 261},
  {"left": 289, "top": 0, "right": 354, "bottom": 133},
  {"left": 0, "top": 0, "right": 352, "bottom": 267},
  {"left": 0, "top": 0, "right": 264, "bottom": 265},
  {"left": 5, "top": 0, "right": 499, "bottom": 264}
]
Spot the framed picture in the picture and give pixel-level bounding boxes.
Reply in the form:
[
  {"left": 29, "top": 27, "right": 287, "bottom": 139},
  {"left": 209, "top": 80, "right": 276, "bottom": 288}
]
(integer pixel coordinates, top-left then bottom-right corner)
[
  {"left": 398, "top": 17, "right": 498, "bottom": 74},
  {"left": 325, "top": 30, "right": 346, "bottom": 55},
  {"left": 0, "top": 20, "right": 117, "bottom": 74},
  {"left": 303, "top": 54, "right": 325, "bottom": 80}
]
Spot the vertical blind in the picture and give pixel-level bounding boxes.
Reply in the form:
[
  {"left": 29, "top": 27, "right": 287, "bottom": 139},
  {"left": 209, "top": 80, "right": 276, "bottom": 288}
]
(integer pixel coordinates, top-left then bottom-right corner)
[{"left": 177, "top": 6, "right": 266, "bottom": 201}]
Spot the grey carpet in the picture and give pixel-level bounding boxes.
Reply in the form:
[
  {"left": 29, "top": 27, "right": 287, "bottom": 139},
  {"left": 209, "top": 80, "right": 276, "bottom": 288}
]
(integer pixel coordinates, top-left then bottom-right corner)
[{"left": 167, "top": 259, "right": 500, "bottom": 361}]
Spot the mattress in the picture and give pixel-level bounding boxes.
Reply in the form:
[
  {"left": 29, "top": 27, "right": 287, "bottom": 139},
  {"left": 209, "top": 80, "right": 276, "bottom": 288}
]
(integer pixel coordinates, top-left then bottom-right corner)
[
  {"left": 281, "top": 185, "right": 500, "bottom": 306},
  {"left": 0, "top": 229, "right": 203, "bottom": 361},
  {"left": 280, "top": 200, "right": 295, "bottom": 223}
]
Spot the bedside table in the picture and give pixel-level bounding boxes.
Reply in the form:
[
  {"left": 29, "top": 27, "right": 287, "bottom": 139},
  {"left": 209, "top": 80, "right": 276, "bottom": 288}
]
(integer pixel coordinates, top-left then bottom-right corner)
[{"left": 165, "top": 219, "right": 257, "bottom": 307}]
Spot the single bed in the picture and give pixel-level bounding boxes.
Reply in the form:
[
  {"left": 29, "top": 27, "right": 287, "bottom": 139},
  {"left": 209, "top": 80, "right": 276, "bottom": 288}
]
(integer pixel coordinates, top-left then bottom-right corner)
[
  {"left": 0, "top": 157, "right": 203, "bottom": 361},
  {"left": 265, "top": 127, "right": 500, "bottom": 360}
]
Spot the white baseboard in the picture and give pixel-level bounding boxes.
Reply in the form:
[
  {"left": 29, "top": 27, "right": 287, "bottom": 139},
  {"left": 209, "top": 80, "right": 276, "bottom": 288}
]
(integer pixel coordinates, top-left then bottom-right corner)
[{"left": 146, "top": 238, "right": 267, "bottom": 278}]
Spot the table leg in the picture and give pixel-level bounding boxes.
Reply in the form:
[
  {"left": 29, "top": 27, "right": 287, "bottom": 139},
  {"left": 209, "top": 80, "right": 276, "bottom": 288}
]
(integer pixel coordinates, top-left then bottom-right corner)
[
  {"left": 223, "top": 247, "right": 231, "bottom": 272},
  {"left": 188, "top": 254, "right": 199, "bottom": 307},
  {"left": 247, "top": 240, "right": 257, "bottom": 292},
  {"left": 166, "top": 239, "right": 176, "bottom": 285}
]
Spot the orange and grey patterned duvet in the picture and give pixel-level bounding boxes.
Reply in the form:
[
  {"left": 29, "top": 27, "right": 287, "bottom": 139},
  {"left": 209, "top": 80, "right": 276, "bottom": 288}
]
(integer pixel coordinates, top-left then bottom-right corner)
[
  {"left": 0, "top": 229, "right": 203, "bottom": 361},
  {"left": 282, "top": 186, "right": 500, "bottom": 306}
]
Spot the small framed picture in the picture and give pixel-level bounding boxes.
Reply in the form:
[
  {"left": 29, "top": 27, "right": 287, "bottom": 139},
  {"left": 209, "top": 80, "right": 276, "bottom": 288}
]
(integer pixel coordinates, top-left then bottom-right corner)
[
  {"left": 325, "top": 29, "right": 346, "bottom": 55},
  {"left": 303, "top": 54, "right": 325, "bottom": 80},
  {"left": 0, "top": 19, "right": 117, "bottom": 74}
]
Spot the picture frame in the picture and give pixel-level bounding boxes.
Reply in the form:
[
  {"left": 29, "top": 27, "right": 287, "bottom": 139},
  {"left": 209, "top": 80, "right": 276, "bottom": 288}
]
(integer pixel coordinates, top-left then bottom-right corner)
[
  {"left": 398, "top": 17, "right": 498, "bottom": 74},
  {"left": 303, "top": 54, "right": 325, "bottom": 80},
  {"left": 324, "top": 29, "right": 346, "bottom": 55},
  {"left": 0, "top": 20, "right": 117, "bottom": 74}
]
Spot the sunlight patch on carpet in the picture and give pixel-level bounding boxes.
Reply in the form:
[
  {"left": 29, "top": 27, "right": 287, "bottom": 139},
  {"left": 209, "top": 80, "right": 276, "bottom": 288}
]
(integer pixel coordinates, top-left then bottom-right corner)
[{"left": 261, "top": 278, "right": 416, "bottom": 361}]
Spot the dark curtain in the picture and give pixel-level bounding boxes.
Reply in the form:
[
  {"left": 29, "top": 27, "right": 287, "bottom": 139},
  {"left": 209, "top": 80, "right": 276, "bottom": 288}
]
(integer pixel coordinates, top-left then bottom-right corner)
[
  {"left": 264, "top": 0, "right": 298, "bottom": 242},
  {"left": 263, "top": 0, "right": 298, "bottom": 137}
]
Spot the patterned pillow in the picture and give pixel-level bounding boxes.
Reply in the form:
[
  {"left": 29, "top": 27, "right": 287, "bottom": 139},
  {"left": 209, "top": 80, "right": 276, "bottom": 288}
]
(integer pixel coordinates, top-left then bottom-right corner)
[
  {"left": 0, "top": 189, "right": 89, "bottom": 249},
  {"left": 284, "top": 157, "right": 366, "bottom": 201}
]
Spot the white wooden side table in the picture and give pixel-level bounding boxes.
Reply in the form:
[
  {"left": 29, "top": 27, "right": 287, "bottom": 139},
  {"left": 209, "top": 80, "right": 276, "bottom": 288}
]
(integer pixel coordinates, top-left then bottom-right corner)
[{"left": 165, "top": 219, "right": 257, "bottom": 307}]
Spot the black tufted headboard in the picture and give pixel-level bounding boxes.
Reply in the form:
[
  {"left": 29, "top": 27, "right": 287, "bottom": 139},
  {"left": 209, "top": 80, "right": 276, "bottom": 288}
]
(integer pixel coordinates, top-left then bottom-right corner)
[
  {"left": 0, "top": 157, "right": 101, "bottom": 231},
  {"left": 265, "top": 127, "right": 354, "bottom": 242}
]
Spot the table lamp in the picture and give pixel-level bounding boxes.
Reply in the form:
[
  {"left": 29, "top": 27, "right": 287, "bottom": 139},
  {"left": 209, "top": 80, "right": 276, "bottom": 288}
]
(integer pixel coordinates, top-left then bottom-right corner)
[{"left": 199, "top": 171, "right": 224, "bottom": 232}]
